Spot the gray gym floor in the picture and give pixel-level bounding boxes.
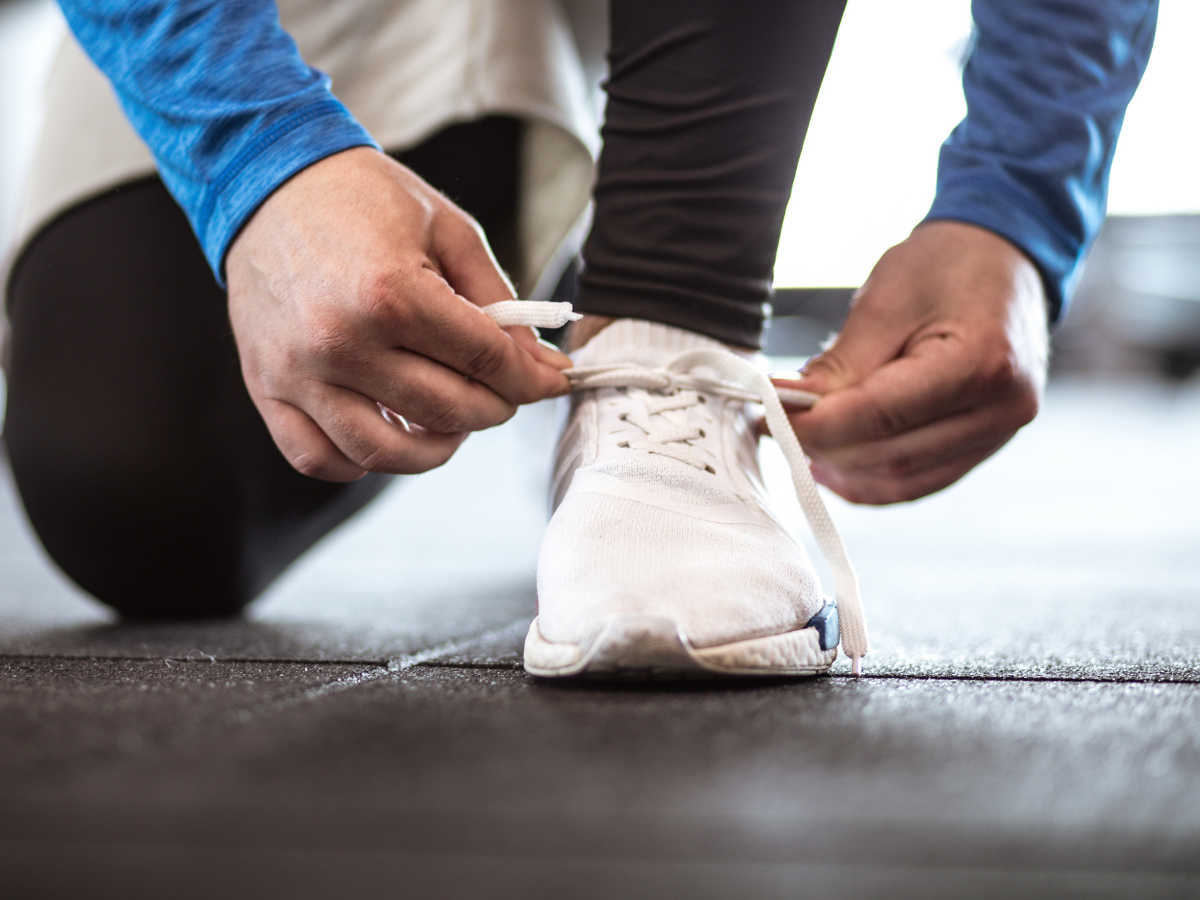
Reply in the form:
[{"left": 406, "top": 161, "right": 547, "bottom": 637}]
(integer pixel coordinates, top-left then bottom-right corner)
[{"left": 2, "top": 376, "right": 1198, "bottom": 899}]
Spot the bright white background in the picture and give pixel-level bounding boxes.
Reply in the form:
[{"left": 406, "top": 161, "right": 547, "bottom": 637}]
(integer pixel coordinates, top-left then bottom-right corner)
[{"left": 775, "top": 0, "right": 1200, "bottom": 288}]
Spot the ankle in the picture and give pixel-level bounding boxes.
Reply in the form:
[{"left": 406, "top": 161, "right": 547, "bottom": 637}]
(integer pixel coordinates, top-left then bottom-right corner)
[
  {"left": 567, "top": 315, "right": 617, "bottom": 351},
  {"left": 568, "top": 315, "right": 761, "bottom": 356}
]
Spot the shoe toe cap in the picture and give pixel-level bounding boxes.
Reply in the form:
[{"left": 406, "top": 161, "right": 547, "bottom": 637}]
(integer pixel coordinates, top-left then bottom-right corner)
[{"left": 536, "top": 492, "right": 823, "bottom": 648}]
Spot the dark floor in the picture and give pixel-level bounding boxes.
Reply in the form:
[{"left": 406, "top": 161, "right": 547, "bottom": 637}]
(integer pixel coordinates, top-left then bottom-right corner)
[{"left": 3, "top": 381, "right": 1200, "bottom": 899}]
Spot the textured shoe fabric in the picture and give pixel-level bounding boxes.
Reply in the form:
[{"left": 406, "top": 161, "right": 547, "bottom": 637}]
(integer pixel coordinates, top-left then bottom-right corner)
[{"left": 530, "top": 318, "right": 834, "bottom": 676}]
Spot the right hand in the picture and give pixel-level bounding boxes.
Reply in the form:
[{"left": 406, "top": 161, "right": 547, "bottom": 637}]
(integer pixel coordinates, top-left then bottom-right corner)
[
  {"left": 775, "top": 221, "right": 1048, "bottom": 504},
  {"left": 225, "top": 147, "right": 572, "bottom": 482}
]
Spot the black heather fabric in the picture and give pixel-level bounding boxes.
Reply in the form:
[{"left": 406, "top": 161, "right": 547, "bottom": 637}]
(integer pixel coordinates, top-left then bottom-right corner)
[{"left": 577, "top": 0, "right": 846, "bottom": 348}]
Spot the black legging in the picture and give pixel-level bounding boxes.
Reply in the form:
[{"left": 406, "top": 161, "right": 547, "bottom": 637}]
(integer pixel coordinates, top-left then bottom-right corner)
[
  {"left": 3, "top": 1, "right": 844, "bottom": 618},
  {"left": 578, "top": 0, "right": 845, "bottom": 347}
]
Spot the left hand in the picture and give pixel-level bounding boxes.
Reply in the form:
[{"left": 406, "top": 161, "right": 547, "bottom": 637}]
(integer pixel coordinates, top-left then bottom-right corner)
[{"left": 775, "top": 220, "right": 1049, "bottom": 504}]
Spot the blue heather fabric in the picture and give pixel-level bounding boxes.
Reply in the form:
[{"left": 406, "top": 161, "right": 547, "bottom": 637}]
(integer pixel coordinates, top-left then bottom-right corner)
[
  {"left": 57, "top": 0, "right": 379, "bottom": 283},
  {"left": 926, "top": 0, "right": 1159, "bottom": 321},
  {"left": 60, "top": 1, "right": 1155, "bottom": 310}
]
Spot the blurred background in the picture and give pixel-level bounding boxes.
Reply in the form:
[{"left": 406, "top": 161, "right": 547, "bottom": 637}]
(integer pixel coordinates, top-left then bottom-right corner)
[
  {"left": 770, "top": 0, "right": 1200, "bottom": 378},
  {"left": 3, "top": 0, "right": 1200, "bottom": 398}
]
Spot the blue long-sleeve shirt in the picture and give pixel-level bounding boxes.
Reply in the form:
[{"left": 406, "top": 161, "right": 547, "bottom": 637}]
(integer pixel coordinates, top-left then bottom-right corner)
[
  {"left": 59, "top": 0, "right": 1157, "bottom": 316},
  {"left": 57, "top": 0, "right": 379, "bottom": 282},
  {"left": 925, "top": 0, "right": 1158, "bottom": 319}
]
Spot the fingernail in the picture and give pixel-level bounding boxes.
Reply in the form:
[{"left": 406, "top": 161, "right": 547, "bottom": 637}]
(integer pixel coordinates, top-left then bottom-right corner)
[
  {"left": 536, "top": 342, "right": 574, "bottom": 370},
  {"left": 769, "top": 370, "right": 802, "bottom": 382}
]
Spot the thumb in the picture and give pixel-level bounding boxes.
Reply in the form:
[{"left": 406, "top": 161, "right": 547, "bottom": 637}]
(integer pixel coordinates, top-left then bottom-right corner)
[
  {"left": 788, "top": 290, "right": 908, "bottom": 396},
  {"left": 432, "top": 208, "right": 516, "bottom": 309},
  {"left": 432, "top": 208, "right": 574, "bottom": 371}
]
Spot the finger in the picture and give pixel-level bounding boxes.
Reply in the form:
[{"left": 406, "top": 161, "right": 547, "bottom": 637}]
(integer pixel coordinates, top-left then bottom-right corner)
[
  {"left": 811, "top": 440, "right": 1006, "bottom": 506},
  {"left": 799, "top": 403, "right": 1019, "bottom": 483},
  {"left": 386, "top": 266, "right": 571, "bottom": 406},
  {"left": 324, "top": 346, "right": 519, "bottom": 434},
  {"left": 304, "top": 385, "right": 468, "bottom": 474},
  {"left": 789, "top": 287, "right": 912, "bottom": 396},
  {"left": 425, "top": 207, "right": 573, "bottom": 369},
  {"left": 505, "top": 325, "right": 574, "bottom": 370},
  {"left": 783, "top": 336, "right": 1025, "bottom": 451},
  {"left": 432, "top": 209, "right": 517, "bottom": 309},
  {"left": 258, "top": 398, "right": 368, "bottom": 482}
]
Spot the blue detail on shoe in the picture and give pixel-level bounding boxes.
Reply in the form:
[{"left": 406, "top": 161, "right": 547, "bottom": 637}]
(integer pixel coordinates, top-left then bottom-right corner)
[{"left": 804, "top": 600, "right": 839, "bottom": 651}]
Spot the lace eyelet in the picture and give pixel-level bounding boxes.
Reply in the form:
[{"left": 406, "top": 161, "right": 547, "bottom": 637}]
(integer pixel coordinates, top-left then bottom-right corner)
[
  {"left": 698, "top": 429, "right": 706, "bottom": 438},
  {"left": 618, "top": 441, "right": 629, "bottom": 448},
  {"left": 704, "top": 465, "right": 716, "bottom": 474}
]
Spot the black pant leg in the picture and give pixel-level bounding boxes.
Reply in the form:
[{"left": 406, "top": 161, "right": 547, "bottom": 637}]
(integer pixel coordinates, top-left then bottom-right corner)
[
  {"left": 3, "top": 117, "right": 520, "bottom": 619},
  {"left": 578, "top": 0, "right": 846, "bottom": 348},
  {"left": 4, "top": 179, "right": 392, "bottom": 619}
]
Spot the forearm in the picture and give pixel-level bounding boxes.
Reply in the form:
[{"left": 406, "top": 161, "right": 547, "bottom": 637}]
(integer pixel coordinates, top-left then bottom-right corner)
[
  {"left": 58, "top": 0, "right": 377, "bottom": 281},
  {"left": 925, "top": 0, "right": 1158, "bottom": 321}
]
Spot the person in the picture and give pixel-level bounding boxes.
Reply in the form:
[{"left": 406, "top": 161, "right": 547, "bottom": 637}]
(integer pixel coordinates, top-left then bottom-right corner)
[{"left": 2, "top": 1, "right": 1157, "bottom": 676}]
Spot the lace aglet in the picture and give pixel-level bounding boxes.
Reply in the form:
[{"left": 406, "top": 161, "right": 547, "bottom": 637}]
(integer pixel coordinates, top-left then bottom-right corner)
[{"left": 851, "top": 655, "right": 863, "bottom": 677}]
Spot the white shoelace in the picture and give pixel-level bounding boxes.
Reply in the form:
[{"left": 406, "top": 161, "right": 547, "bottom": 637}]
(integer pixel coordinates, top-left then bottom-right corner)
[{"left": 485, "top": 300, "right": 870, "bottom": 673}]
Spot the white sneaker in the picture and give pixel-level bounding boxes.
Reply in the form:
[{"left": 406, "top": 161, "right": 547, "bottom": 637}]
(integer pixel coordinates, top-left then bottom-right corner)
[{"left": 481, "top": 306, "right": 868, "bottom": 679}]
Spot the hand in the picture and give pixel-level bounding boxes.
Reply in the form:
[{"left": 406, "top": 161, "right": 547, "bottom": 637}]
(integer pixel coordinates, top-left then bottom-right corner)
[
  {"left": 226, "top": 147, "right": 571, "bottom": 482},
  {"left": 775, "top": 221, "right": 1049, "bottom": 504}
]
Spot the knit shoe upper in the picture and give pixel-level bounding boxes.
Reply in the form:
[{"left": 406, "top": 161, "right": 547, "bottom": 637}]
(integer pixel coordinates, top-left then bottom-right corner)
[
  {"left": 481, "top": 300, "right": 868, "bottom": 675},
  {"left": 535, "top": 319, "right": 825, "bottom": 650}
]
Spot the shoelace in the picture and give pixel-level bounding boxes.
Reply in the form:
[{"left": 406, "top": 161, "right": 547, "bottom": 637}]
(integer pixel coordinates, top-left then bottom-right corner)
[
  {"left": 603, "top": 385, "right": 714, "bottom": 473},
  {"left": 486, "top": 300, "right": 870, "bottom": 673}
]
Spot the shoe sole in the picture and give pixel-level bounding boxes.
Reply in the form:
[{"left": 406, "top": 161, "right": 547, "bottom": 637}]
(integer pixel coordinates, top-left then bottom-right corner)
[{"left": 523, "top": 613, "right": 837, "bottom": 679}]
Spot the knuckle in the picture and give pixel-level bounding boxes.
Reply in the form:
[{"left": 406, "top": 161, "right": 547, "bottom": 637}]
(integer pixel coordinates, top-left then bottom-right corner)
[
  {"left": 358, "top": 267, "right": 410, "bottom": 327},
  {"left": 805, "top": 348, "right": 850, "bottom": 381},
  {"left": 291, "top": 456, "right": 327, "bottom": 478},
  {"left": 289, "top": 449, "right": 350, "bottom": 481},
  {"left": 981, "top": 350, "right": 1021, "bottom": 393},
  {"left": 969, "top": 342, "right": 1041, "bottom": 426},
  {"left": 460, "top": 340, "right": 509, "bottom": 384},
  {"left": 357, "top": 443, "right": 398, "bottom": 474},
  {"left": 863, "top": 394, "right": 909, "bottom": 439},
  {"left": 426, "top": 396, "right": 515, "bottom": 433},
  {"left": 239, "top": 357, "right": 270, "bottom": 396},
  {"left": 967, "top": 336, "right": 1023, "bottom": 394},
  {"left": 434, "top": 210, "right": 491, "bottom": 271},
  {"left": 1014, "top": 389, "right": 1040, "bottom": 426},
  {"left": 504, "top": 381, "right": 546, "bottom": 407},
  {"left": 303, "top": 312, "right": 359, "bottom": 365},
  {"left": 488, "top": 402, "right": 518, "bottom": 427},
  {"left": 426, "top": 399, "right": 470, "bottom": 434},
  {"left": 881, "top": 453, "right": 921, "bottom": 481},
  {"left": 445, "top": 208, "right": 488, "bottom": 247}
]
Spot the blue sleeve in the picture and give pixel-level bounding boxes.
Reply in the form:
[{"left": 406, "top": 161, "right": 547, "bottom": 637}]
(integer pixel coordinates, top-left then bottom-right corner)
[
  {"left": 57, "top": 0, "right": 380, "bottom": 284},
  {"left": 924, "top": 0, "right": 1158, "bottom": 321}
]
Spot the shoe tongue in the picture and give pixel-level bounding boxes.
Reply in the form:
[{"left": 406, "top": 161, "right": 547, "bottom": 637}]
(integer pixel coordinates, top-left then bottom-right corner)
[{"left": 571, "top": 319, "right": 735, "bottom": 368}]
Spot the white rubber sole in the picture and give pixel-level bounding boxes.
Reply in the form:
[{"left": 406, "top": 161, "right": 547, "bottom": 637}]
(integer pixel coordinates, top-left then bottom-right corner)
[{"left": 523, "top": 613, "right": 837, "bottom": 679}]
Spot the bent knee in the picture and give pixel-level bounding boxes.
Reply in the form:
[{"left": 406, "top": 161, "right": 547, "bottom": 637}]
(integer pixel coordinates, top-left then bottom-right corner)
[{"left": 4, "top": 432, "right": 256, "bottom": 619}]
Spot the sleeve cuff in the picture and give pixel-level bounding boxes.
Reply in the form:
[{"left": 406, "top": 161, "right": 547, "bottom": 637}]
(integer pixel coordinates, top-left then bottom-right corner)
[{"left": 195, "top": 100, "right": 380, "bottom": 284}]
